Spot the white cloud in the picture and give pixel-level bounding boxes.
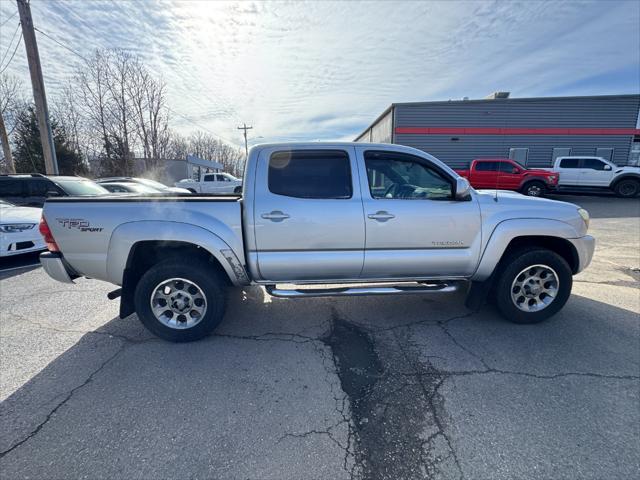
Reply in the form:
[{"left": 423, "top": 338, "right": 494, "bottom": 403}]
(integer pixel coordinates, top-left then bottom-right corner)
[{"left": 0, "top": 0, "right": 637, "bottom": 146}]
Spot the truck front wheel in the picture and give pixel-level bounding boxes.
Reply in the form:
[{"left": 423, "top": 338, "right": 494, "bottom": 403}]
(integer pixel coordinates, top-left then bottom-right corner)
[
  {"left": 134, "top": 259, "right": 226, "bottom": 342},
  {"left": 613, "top": 178, "right": 640, "bottom": 198},
  {"left": 522, "top": 181, "right": 546, "bottom": 197},
  {"left": 494, "top": 249, "right": 572, "bottom": 324}
]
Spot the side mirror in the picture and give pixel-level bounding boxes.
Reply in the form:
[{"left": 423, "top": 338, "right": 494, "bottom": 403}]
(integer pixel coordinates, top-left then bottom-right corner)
[
  {"left": 455, "top": 177, "right": 471, "bottom": 200},
  {"left": 512, "top": 168, "right": 519, "bottom": 174},
  {"left": 604, "top": 165, "right": 612, "bottom": 171},
  {"left": 46, "top": 190, "right": 61, "bottom": 197}
]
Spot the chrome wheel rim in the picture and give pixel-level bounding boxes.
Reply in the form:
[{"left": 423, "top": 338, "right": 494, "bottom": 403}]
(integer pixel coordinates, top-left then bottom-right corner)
[
  {"left": 150, "top": 278, "right": 207, "bottom": 329},
  {"left": 527, "top": 185, "right": 542, "bottom": 196},
  {"left": 510, "top": 264, "right": 559, "bottom": 312}
]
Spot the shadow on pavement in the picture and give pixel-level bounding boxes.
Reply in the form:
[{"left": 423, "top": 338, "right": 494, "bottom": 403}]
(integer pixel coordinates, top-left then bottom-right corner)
[
  {"left": 0, "top": 252, "right": 42, "bottom": 281},
  {"left": 0, "top": 286, "right": 637, "bottom": 478}
]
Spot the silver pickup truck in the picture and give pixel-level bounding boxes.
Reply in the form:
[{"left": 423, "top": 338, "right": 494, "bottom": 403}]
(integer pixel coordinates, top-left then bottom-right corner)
[{"left": 39, "top": 143, "right": 595, "bottom": 342}]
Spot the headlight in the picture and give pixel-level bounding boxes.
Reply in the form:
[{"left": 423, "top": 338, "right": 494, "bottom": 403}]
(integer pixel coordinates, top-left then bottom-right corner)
[
  {"left": 0, "top": 223, "right": 36, "bottom": 233},
  {"left": 577, "top": 208, "right": 590, "bottom": 230}
]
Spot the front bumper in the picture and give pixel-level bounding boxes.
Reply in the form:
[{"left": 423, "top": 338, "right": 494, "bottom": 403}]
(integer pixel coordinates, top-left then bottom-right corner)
[
  {"left": 40, "top": 252, "right": 77, "bottom": 283},
  {"left": 0, "top": 232, "right": 46, "bottom": 257},
  {"left": 568, "top": 235, "right": 596, "bottom": 273}
]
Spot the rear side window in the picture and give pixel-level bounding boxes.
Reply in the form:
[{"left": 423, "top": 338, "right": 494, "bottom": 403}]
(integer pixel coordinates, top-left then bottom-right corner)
[
  {"left": 268, "top": 150, "right": 352, "bottom": 199},
  {"left": 475, "top": 161, "right": 499, "bottom": 172},
  {"left": 0, "top": 179, "right": 24, "bottom": 196},
  {"left": 204, "top": 174, "right": 216, "bottom": 182},
  {"left": 560, "top": 158, "right": 579, "bottom": 168}
]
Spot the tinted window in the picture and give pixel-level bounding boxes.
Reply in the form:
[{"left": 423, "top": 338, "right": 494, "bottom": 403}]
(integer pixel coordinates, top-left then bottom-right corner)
[
  {"left": 560, "top": 158, "right": 579, "bottom": 168},
  {"left": 203, "top": 174, "right": 215, "bottom": 182},
  {"left": 269, "top": 150, "right": 352, "bottom": 199},
  {"left": 27, "top": 179, "right": 54, "bottom": 196},
  {"left": 499, "top": 162, "right": 519, "bottom": 173},
  {"left": 583, "top": 158, "right": 607, "bottom": 170},
  {"left": 0, "top": 179, "right": 24, "bottom": 196},
  {"left": 365, "top": 151, "right": 452, "bottom": 200},
  {"left": 475, "top": 161, "right": 499, "bottom": 172}
]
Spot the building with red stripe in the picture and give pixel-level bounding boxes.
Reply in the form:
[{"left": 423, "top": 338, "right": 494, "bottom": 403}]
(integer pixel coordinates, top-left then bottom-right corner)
[{"left": 355, "top": 93, "right": 640, "bottom": 169}]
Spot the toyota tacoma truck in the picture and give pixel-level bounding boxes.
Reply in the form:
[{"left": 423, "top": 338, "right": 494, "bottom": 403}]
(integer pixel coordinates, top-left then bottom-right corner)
[
  {"left": 38, "top": 143, "right": 595, "bottom": 342},
  {"left": 455, "top": 158, "right": 559, "bottom": 197},
  {"left": 541, "top": 156, "right": 640, "bottom": 197}
]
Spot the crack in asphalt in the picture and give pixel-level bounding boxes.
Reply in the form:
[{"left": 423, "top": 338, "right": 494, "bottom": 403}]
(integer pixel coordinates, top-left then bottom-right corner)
[{"left": 0, "top": 342, "right": 127, "bottom": 458}]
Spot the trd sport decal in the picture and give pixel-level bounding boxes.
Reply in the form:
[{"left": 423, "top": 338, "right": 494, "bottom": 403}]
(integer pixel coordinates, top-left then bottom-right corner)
[{"left": 57, "top": 218, "right": 104, "bottom": 232}]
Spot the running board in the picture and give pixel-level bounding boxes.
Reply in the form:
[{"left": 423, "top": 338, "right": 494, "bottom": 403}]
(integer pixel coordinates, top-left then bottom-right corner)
[{"left": 265, "top": 282, "right": 459, "bottom": 298}]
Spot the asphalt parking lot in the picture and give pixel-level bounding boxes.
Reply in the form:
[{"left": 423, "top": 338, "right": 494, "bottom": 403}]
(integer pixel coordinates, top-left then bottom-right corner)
[{"left": 0, "top": 194, "right": 638, "bottom": 480}]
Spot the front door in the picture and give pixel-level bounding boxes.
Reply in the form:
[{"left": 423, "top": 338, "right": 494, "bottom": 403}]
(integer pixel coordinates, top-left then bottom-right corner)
[
  {"left": 578, "top": 158, "right": 614, "bottom": 187},
  {"left": 357, "top": 148, "right": 482, "bottom": 278},
  {"left": 497, "top": 161, "right": 523, "bottom": 190},
  {"left": 253, "top": 147, "right": 365, "bottom": 281}
]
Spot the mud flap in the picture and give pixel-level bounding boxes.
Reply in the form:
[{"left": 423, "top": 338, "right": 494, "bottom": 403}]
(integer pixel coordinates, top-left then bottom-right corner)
[{"left": 465, "top": 278, "right": 493, "bottom": 312}]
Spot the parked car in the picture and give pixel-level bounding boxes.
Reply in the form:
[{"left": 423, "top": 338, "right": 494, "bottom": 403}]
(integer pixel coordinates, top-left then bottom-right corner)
[
  {"left": 0, "top": 199, "right": 46, "bottom": 257},
  {"left": 96, "top": 177, "right": 191, "bottom": 194},
  {"left": 176, "top": 172, "right": 242, "bottom": 194},
  {"left": 100, "top": 182, "right": 163, "bottom": 194},
  {"left": 541, "top": 156, "right": 640, "bottom": 197},
  {"left": 0, "top": 174, "right": 109, "bottom": 207},
  {"left": 39, "top": 142, "right": 594, "bottom": 342},
  {"left": 455, "top": 158, "right": 558, "bottom": 196}
]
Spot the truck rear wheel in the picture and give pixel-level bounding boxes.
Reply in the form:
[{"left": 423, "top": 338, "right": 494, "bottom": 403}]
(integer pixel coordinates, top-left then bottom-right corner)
[
  {"left": 494, "top": 249, "right": 572, "bottom": 324},
  {"left": 134, "top": 259, "right": 226, "bottom": 342},
  {"left": 522, "top": 181, "right": 546, "bottom": 197},
  {"left": 613, "top": 178, "right": 640, "bottom": 198}
]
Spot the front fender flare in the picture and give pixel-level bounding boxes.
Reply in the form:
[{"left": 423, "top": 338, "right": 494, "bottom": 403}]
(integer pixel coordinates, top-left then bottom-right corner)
[
  {"left": 472, "top": 218, "right": 581, "bottom": 281},
  {"left": 107, "top": 220, "right": 250, "bottom": 286}
]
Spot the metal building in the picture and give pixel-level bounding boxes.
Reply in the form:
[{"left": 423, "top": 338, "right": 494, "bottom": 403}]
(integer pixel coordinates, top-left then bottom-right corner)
[{"left": 355, "top": 93, "right": 640, "bottom": 169}]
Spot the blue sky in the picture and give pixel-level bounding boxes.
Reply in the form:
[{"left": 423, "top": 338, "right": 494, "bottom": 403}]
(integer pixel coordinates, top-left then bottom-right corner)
[{"left": 1, "top": 0, "right": 638, "bottom": 147}]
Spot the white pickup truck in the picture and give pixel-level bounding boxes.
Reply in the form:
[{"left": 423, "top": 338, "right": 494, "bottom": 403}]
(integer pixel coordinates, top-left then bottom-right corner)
[
  {"left": 176, "top": 172, "right": 242, "bottom": 194},
  {"left": 39, "top": 142, "right": 595, "bottom": 342},
  {"left": 544, "top": 156, "right": 640, "bottom": 197}
]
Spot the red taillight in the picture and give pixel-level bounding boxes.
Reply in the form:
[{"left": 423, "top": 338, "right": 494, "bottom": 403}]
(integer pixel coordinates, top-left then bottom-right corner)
[{"left": 39, "top": 215, "right": 60, "bottom": 252}]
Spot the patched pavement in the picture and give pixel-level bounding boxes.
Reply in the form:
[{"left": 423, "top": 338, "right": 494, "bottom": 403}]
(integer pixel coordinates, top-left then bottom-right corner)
[{"left": 1, "top": 195, "right": 638, "bottom": 479}]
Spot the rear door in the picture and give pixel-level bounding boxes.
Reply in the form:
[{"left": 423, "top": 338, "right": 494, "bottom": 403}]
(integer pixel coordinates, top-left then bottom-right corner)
[
  {"left": 357, "top": 148, "right": 482, "bottom": 278},
  {"left": 556, "top": 158, "right": 581, "bottom": 185},
  {"left": 253, "top": 146, "right": 365, "bottom": 281},
  {"left": 471, "top": 161, "right": 500, "bottom": 189}
]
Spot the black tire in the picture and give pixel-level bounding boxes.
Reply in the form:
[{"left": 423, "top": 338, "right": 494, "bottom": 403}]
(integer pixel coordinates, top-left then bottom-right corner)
[
  {"left": 233, "top": 185, "right": 242, "bottom": 194},
  {"left": 134, "top": 259, "right": 226, "bottom": 342},
  {"left": 613, "top": 178, "right": 640, "bottom": 198},
  {"left": 521, "top": 181, "right": 546, "bottom": 197},
  {"left": 494, "top": 248, "right": 572, "bottom": 324}
]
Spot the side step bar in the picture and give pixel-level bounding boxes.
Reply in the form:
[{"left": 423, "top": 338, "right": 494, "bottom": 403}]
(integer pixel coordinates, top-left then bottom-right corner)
[{"left": 265, "top": 282, "right": 460, "bottom": 298}]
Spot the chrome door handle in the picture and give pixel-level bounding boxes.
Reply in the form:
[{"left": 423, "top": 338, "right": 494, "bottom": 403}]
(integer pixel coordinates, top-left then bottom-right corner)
[
  {"left": 261, "top": 210, "right": 290, "bottom": 222},
  {"left": 367, "top": 211, "right": 395, "bottom": 222}
]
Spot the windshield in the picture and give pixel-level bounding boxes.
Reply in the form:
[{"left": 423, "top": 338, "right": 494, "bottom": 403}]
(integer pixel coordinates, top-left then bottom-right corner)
[
  {"left": 135, "top": 178, "right": 168, "bottom": 190},
  {"left": 54, "top": 179, "right": 109, "bottom": 196}
]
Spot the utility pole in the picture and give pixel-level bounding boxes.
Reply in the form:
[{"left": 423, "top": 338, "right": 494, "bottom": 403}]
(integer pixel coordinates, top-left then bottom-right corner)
[
  {"left": 237, "top": 123, "right": 253, "bottom": 158},
  {"left": 0, "top": 110, "right": 15, "bottom": 173},
  {"left": 17, "top": 0, "right": 58, "bottom": 174}
]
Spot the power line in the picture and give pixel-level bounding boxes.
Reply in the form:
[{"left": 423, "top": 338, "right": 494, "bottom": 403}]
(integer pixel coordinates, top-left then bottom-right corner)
[
  {"left": 28, "top": 24, "right": 239, "bottom": 148},
  {"left": 33, "top": 26, "right": 88, "bottom": 61},
  {"left": 0, "top": 21, "right": 21, "bottom": 65},
  {"left": 0, "top": 32, "right": 22, "bottom": 74},
  {"left": 0, "top": 10, "right": 17, "bottom": 27}
]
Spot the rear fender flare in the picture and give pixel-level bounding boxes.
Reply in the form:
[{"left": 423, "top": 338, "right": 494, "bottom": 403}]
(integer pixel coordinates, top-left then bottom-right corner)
[
  {"left": 472, "top": 218, "right": 581, "bottom": 281},
  {"left": 107, "top": 220, "right": 250, "bottom": 286}
]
